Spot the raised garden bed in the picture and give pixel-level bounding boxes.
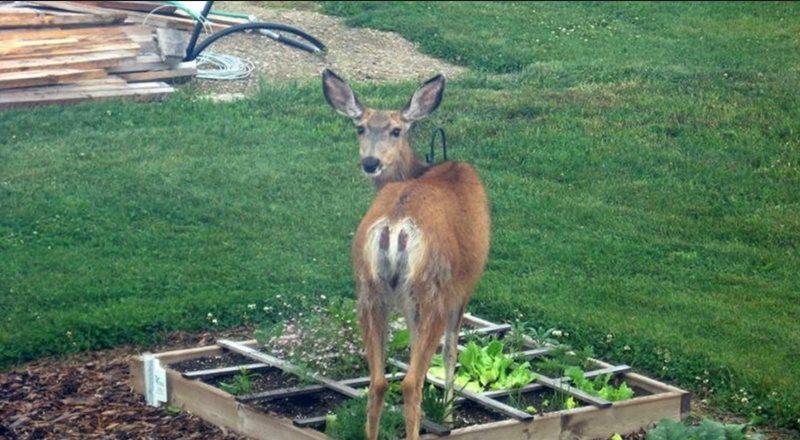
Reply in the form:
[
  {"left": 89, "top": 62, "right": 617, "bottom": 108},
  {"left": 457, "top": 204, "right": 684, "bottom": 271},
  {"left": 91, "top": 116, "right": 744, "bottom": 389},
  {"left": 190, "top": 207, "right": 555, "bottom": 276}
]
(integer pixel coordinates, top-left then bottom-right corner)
[{"left": 129, "top": 314, "right": 690, "bottom": 440}]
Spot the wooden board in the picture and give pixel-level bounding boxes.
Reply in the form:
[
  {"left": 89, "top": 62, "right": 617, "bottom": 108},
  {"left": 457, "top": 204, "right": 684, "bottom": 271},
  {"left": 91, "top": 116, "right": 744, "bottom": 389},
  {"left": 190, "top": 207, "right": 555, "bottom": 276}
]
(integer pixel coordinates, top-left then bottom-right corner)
[
  {"left": 0, "top": 67, "right": 107, "bottom": 89},
  {"left": 0, "top": 24, "right": 138, "bottom": 41},
  {"left": 155, "top": 27, "right": 185, "bottom": 63},
  {"left": 0, "top": 40, "right": 141, "bottom": 60},
  {"left": 115, "top": 67, "right": 196, "bottom": 82},
  {"left": 26, "top": 1, "right": 128, "bottom": 16},
  {"left": 122, "top": 10, "right": 229, "bottom": 32},
  {"left": 1, "top": 33, "right": 135, "bottom": 53},
  {"left": 0, "top": 50, "right": 137, "bottom": 74},
  {"left": 69, "top": 1, "right": 178, "bottom": 14},
  {"left": 0, "top": 80, "right": 174, "bottom": 109},
  {"left": 105, "top": 54, "right": 168, "bottom": 73},
  {"left": 0, "top": 8, "right": 126, "bottom": 28}
]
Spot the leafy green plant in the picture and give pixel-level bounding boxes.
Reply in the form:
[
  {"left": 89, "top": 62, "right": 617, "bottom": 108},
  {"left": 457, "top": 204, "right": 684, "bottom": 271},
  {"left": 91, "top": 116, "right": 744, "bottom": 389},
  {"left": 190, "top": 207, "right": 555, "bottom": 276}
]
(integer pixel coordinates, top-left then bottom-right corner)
[
  {"left": 390, "top": 328, "right": 410, "bottom": 350},
  {"left": 387, "top": 327, "right": 411, "bottom": 361},
  {"left": 462, "top": 328, "right": 495, "bottom": 347},
  {"left": 540, "top": 380, "right": 581, "bottom": 412},
  {"left": 645, "top": 418, "right": 763, "bottom": 440},
  {"left": 218, "top": 367, "right": 258, "bottom": 396},
  {"left": 532, "top": 344, "right": 597, "bottom": 377},
  {"left": 506, "top": 320, "right": 532, "bottom": 354},
  {"left": 527, "top": 326, "right": 560, "bottom": 348},
  {"left": 429, "top": 340, "right": 538, "bottom": 393},
  {"left": 326, "top": 397, "right": 406, "bottom": 440},
  {"left": 421, "top": 384, "right": 458, "bottom": 425},
  {"left": 565, "top": 366, "right": 634, "bottom": 401}
]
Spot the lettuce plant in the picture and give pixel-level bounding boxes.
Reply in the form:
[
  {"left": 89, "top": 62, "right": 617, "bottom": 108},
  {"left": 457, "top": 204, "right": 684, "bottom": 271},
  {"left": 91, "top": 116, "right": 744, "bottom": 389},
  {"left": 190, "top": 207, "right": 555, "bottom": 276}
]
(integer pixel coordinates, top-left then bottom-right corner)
[
  {"left": 565, "top": 366, "right": 634, "bottom": 401},
  {"left": 429, "top": 340, "right": 538, "bottom": 393}
]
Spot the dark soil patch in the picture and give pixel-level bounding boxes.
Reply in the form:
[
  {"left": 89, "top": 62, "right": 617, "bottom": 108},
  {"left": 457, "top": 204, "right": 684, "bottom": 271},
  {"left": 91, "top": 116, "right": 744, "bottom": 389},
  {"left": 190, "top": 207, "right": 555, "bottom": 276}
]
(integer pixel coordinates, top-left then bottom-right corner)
[
  {"left": 166, "top": 351, "right": 304, "bottom": 394},
  {"left": 258, "top": 389, "right": 349, "bottom": 420},
  {"left": 497, "top": 388, "right": 587, "bottom": 415},
  {"left": 451, "top": 400, "right": 508, "bottom": 429},
  {"left": 167, "top": 351, "right": 254, "bottom": 372},
  {"left": 205, "top": 367, "right": 302, "bottom": 393}
]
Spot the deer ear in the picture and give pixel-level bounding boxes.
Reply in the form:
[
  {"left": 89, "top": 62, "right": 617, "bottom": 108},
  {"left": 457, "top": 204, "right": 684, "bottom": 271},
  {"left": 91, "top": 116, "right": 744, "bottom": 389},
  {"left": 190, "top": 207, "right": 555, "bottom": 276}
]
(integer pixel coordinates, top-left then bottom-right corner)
[
  {"left": 401, "top": 73, "right": 446, "bottom": 122},
  {"left": 322, "top": 69, "right": 365, "bottom": 119}
]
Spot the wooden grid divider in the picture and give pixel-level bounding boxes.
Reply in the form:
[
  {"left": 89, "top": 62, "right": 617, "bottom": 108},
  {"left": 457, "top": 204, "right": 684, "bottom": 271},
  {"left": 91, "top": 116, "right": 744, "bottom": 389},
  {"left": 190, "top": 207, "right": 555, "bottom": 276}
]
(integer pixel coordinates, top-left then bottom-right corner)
[
  {"left": 216, "top": 339, "right": 451, "bottom": 437},
  {"left": 171, "top": 313, "right": 647, "bottom": 437}
]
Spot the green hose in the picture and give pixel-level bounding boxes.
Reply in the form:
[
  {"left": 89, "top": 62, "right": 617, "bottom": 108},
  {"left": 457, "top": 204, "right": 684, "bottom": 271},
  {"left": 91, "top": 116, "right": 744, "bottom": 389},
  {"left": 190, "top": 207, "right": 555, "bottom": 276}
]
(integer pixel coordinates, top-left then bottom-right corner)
[
  {"left": 163, "top": 1, "right": 252, "bottom": 21},
  {"left": 208, "top": 10, "right": 251, "bottom": 19}
]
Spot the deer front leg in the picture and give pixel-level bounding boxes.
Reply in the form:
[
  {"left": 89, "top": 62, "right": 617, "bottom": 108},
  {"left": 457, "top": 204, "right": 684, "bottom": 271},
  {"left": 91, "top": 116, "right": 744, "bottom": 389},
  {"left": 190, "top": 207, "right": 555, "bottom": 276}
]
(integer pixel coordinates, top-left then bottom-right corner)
[
  {"left": 401, "top": 298, "right": 448, "bottom": 440},
  {"left": 357, "top": 283, "right": 390, "bottom": 440}
]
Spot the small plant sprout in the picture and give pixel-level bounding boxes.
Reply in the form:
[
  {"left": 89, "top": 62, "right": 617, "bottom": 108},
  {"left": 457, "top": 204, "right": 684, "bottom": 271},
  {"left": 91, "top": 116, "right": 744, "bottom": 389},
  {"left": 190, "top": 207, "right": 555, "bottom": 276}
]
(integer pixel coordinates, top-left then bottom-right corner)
[
  {"left": 326, "top": 397, "right": 406, "bottom": 440},
  {"left": 528, "top": 326, "right": 560, "bottom": 348},
  {"left": 218, "top": 367, "right": 259, "bottom": 396},
  {"left": 506, "top": 320, "right": 532, "bottom": 353}
]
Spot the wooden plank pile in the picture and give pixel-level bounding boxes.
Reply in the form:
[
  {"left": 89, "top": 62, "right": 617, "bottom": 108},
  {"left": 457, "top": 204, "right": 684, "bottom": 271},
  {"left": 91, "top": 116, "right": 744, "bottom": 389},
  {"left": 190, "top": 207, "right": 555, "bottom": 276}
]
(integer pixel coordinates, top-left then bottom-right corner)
[{"left": 0, "top": 1, "right": 240, "bottom": 110}]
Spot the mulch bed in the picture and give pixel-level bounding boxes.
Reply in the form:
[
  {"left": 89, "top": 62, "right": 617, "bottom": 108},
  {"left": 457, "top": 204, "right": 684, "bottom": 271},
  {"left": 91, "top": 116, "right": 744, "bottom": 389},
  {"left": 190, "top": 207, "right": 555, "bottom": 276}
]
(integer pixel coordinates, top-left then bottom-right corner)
[{"left": 0, "top": 328, "right": 256, "bottom": 440}]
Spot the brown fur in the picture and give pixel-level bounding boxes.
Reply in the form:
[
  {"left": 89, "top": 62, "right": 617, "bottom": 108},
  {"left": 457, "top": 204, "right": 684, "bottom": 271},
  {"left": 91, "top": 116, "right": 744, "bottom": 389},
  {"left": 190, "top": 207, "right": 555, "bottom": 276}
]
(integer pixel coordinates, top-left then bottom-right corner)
[{"left": 322, "top": 69, "right": 491, "bottom": 440}]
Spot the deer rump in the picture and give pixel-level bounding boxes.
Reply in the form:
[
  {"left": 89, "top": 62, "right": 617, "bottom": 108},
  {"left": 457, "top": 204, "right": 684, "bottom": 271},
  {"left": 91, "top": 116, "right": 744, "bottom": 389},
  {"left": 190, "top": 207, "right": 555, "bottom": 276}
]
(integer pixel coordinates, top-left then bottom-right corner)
[{"left": 353, "top": 161, "right": 490, "bottom": 337}]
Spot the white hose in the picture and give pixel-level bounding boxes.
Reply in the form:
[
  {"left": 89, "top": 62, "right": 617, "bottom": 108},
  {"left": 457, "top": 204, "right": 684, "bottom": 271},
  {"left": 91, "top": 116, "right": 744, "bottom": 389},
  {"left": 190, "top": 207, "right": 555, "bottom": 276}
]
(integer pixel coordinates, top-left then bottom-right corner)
[{"left": 143, "top": 3, "right": 256, "bottom": 81}]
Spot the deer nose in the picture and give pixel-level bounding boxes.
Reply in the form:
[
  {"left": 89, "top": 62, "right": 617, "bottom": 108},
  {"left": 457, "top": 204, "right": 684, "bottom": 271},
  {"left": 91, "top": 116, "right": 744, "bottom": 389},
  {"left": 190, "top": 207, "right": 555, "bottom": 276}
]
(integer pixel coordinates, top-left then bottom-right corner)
[{"left": 362, "top": 157, "right": 381, "bottom": 174}]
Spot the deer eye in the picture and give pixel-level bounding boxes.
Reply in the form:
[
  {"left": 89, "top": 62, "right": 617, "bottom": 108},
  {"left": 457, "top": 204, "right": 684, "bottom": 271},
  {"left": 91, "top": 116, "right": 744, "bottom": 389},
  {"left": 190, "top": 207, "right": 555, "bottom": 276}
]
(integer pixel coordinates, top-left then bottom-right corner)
[
  {"left": 391, "top": 128, "right": 402, "bottom": 137},
  {"left": 356, "top": 126, "right": 365, "bottom": 135}
]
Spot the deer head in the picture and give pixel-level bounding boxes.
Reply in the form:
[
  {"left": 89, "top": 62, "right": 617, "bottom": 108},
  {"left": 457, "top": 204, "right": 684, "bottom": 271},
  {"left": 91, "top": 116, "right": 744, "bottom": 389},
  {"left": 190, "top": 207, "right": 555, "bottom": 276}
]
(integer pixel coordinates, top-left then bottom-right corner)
[{"left": 322, "top": 69, "right": 446, "bottom": 189}]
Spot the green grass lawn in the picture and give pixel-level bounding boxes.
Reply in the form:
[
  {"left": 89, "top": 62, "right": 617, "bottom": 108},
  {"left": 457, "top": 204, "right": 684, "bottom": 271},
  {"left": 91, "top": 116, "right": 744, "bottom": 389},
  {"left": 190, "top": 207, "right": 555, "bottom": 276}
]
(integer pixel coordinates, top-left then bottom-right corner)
[{"left": 2, "top": 0, "right": 799, "bottom": 432}]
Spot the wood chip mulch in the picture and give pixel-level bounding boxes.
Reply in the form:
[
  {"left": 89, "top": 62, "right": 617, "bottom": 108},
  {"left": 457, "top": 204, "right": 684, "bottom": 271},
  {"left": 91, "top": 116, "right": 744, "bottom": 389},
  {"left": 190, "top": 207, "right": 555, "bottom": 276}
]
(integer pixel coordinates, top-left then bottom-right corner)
[{"left": 0, "top": 328, "right": 256, "bottom": 440}]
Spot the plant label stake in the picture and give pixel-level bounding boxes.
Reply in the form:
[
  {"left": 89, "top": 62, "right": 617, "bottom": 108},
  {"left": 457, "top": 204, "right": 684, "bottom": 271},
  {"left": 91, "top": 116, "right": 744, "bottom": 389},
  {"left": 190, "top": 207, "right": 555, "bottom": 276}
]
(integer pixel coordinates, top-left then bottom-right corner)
[{"left": 143, "top": 354, "right": 168, "bottom": 407}]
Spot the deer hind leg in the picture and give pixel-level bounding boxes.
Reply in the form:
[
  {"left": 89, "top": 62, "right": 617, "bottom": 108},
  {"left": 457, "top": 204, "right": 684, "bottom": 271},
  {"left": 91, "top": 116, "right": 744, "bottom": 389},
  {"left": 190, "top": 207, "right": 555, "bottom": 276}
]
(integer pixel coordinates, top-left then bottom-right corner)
[
  {"left": 401, "top": 291, "right": 448, "bottom": 440},
  {"left": 357, "top": 279, "right": 390, "bottom": 440},
  {"left": 442, "top": 301, "right": 466, "bottom": 424}
]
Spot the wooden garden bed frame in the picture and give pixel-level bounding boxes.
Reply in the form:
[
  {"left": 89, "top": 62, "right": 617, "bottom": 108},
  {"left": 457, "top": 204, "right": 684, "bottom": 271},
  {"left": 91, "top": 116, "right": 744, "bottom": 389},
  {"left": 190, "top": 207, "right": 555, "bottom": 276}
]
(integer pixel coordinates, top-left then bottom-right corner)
[{"left": 129, "top": 314, "right": 690, "bottom": 440}]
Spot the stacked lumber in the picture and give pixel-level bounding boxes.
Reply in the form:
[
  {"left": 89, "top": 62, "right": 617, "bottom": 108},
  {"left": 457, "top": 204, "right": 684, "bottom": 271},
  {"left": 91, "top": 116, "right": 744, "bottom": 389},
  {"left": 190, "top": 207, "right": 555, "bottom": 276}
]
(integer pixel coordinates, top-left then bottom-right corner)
[
  {"left": 27, "top": 1, "right": 251, "bottom": 31},
  {"left": 0, "top": 1, "right": 208, "bottom": 110}
]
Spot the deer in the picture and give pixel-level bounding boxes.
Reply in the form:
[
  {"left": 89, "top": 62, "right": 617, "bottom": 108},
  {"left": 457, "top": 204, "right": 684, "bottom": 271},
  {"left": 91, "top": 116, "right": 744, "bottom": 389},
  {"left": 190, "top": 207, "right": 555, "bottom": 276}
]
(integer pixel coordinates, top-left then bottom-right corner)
[{"left": 321, "top": 68, "right": 491, "bottom": 440}]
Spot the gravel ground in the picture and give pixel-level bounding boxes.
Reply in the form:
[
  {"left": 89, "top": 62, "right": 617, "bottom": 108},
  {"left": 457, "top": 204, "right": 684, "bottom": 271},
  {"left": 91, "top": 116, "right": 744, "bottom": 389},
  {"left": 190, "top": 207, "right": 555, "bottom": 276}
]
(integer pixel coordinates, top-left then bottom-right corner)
[{"left": 182, "top": 2, "right": 467, "bottom": 98}]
